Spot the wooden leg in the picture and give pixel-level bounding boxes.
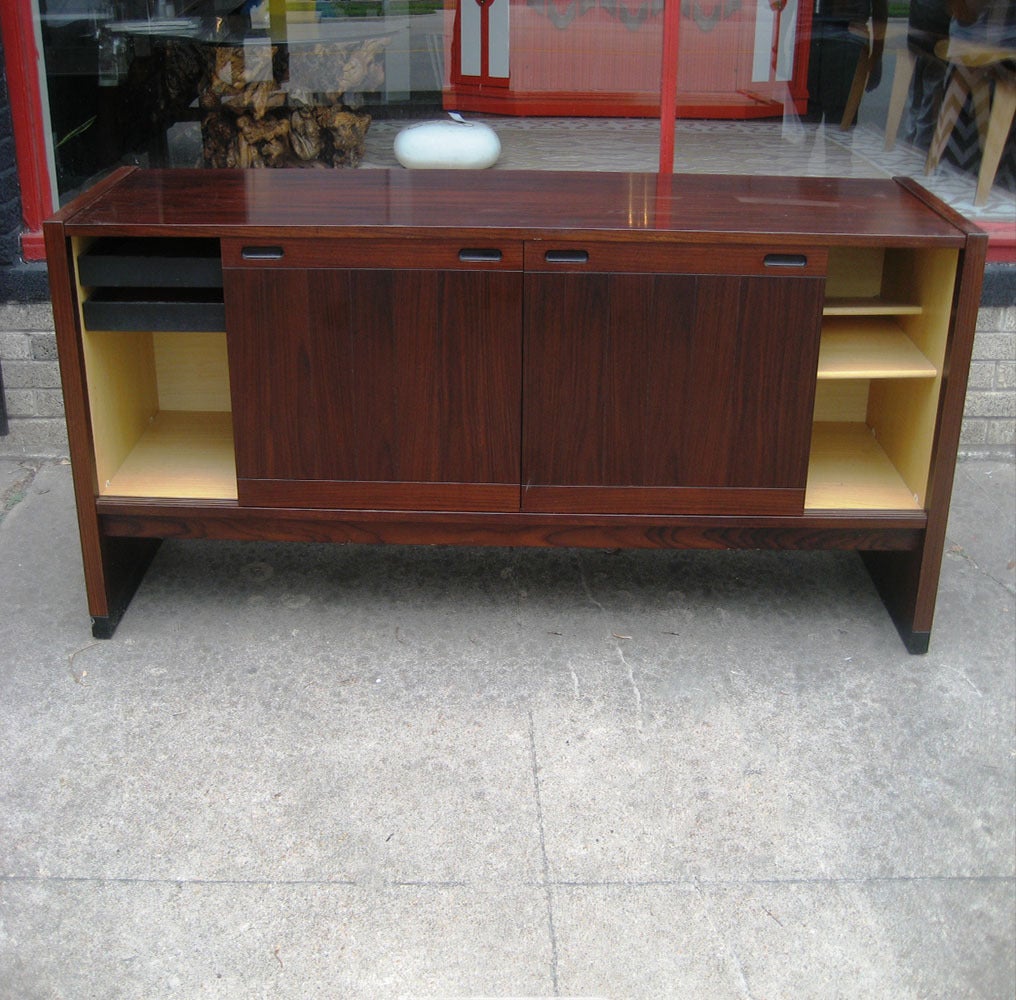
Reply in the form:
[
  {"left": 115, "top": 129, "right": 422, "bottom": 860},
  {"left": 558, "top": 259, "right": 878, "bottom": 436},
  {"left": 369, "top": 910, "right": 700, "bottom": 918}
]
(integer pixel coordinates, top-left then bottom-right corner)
[
  {"left": 861, "top": 548, "right": 934, "bottom": 653},
  {"left": 926, "top": 67, "right": 972, "bottom": 172},
  {"left": 975, "top": 76, "right": 1016, "bottom": 205},
  {"left": 971, "top": 74, "right": 993, "bottom": 151},
  {"left": 884, "top": 47, "right": 916, "bottom": 150},
  {"left": 88, "top": 536, "right": 163, "bottom": 638},
  {"left": 840, "top": 48, "right": 870, "bottom": 130}
]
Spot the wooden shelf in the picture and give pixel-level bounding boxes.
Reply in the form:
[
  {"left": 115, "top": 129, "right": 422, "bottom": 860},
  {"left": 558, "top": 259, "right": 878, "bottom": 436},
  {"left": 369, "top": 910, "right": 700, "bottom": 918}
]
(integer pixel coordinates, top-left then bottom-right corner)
[
  {"left": 100, "top": 411, "right": 237, "bottom": 500},
  {"left": 806, "top": 422, "right": 922, "bottom": 511},
  {"left": 817, "top": 318, "right": 938, "bottom": 380},
  {"left": 823, "top": 297, "right": 923, "bottom": 316}
]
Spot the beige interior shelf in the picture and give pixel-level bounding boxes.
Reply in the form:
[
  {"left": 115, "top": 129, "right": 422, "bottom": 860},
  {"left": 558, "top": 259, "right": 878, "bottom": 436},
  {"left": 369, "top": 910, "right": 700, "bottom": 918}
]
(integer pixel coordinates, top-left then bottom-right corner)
[
  {"left": 806, "top": 422, "right": 922, "bottom": 511},
  {"left": 817, "top": 318, "right": 938, "bottom": 380},
  {"left": 100, "top": 411, "right": 237, "bottom": 500},
  {"left": 823, "top": 297, "right": 923, "bottom": 316}
]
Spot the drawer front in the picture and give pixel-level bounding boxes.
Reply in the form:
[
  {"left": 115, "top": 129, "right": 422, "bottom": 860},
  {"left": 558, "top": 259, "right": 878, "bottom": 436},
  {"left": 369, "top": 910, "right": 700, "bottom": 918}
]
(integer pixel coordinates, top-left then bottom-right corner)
[
  {"left": 222, "top": 237, "right": 524, "bottom": 271},
  {"left": 524, "top": 241, "right": 827, "bottom": 276}
]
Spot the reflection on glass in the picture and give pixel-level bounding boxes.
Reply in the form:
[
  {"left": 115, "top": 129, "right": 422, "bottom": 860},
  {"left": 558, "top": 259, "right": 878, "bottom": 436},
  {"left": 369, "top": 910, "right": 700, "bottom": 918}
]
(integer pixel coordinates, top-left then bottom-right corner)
[{"left": 31, "top": 1, "right": 1015, "bottom": 215}]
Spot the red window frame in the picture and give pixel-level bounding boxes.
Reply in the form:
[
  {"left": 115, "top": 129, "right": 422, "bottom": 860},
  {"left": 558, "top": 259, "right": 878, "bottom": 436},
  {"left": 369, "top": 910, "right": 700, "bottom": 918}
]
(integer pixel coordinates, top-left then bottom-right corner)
[{"left": 1, "top": 0, "right": 54, "bottom": 262}]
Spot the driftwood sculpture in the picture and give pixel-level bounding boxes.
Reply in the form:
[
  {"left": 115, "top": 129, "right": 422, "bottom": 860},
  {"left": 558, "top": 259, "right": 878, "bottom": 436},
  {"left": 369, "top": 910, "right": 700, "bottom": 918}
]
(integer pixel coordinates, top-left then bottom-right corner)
[{"left": 200, "top": 37, "right": 385, "bottom": 169}]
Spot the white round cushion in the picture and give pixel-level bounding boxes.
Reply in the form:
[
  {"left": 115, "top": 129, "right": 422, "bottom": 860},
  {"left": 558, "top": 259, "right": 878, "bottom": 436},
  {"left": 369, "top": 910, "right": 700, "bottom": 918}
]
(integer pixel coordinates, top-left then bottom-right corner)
[{"left": 394, "top": 119, "right": 501, "bottom": 170}]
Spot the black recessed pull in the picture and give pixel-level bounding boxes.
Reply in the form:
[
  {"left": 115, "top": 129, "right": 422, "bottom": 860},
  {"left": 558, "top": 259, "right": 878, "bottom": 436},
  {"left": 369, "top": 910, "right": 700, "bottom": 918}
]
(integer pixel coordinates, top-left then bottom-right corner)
[
  {"left": 241, "top": 246, "right": 285, "bottom": 261},
  {"left": 459, "top": 248, "right": 503, "bottom": 263},
  {"left": 764, "top": 253, "right": 808, "bottom": 268},
  {"left": 545, "top": 249, "right": 590, "bottom": 264}
]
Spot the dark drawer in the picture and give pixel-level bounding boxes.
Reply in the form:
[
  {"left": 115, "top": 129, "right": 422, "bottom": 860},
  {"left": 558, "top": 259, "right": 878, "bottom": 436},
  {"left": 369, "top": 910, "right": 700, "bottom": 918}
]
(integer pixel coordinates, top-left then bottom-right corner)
[
  {"left": 77, "top": 238, "right": 223, "bottom": 288},
  {"left": 82, "top": 288, "right": 226, "bottom": 332}
]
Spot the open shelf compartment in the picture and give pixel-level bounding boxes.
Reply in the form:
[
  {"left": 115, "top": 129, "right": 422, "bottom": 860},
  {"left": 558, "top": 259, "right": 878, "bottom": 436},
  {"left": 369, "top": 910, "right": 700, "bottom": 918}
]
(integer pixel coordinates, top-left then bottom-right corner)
[
  {"left": 101, "top": 411, "right": 236, "bottom": 500},
  {"left": 807, "top": 246, "right": 958, "bottom": 512},
  {"left": 806, "top": 422, "right": 921, "bottom": 510},
  {"left": 82, "top": 327, "right": 237, "bottom": 501}
]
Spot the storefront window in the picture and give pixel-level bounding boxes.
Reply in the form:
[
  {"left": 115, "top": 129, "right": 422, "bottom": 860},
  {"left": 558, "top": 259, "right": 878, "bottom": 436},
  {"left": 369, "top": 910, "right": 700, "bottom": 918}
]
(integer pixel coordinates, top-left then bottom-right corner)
[{"left": 28, "top": 1, "right": 1016, "bottom": 225}]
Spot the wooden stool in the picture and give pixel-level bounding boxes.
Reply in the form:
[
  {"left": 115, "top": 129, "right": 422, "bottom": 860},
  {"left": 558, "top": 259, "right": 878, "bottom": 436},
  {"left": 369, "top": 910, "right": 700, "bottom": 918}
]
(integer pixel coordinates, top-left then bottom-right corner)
[
  {"left": 925, "top": 39, "right": 1016, "bottom": 205},
  {"left": 884, "top": 46, "right": 916, "bottom": 149},
  {"left": 841, "top": 23, "right": 910, "bottom": 132}
]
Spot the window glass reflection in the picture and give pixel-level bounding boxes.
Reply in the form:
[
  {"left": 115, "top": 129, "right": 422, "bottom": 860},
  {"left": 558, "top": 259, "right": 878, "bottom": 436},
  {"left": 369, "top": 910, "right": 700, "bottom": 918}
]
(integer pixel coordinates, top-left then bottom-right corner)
[{"left": 31, "top": 1, "right": 1014, "bottom": 217}]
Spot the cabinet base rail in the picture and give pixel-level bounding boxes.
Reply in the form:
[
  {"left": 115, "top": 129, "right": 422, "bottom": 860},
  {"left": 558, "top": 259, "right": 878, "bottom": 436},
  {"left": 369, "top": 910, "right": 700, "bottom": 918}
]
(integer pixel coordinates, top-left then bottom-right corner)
[
  {"left": 84, "top": 503, "right": 932, "bottom": 643},
  {"left": 95, "top": 502, "right": 926, "bottom": 550}
]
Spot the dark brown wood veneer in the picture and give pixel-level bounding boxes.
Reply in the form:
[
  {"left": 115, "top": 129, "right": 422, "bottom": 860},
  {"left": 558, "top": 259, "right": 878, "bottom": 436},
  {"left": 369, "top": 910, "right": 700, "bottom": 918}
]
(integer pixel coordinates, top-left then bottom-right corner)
[{"left": 45, "top": 168, "right": 986, "bottom": 649}]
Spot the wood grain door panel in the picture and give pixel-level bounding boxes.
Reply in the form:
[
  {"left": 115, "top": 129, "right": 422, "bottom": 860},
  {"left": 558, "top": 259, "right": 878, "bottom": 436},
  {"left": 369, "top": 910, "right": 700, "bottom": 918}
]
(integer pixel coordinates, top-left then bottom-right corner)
[
  {"left": 522, "top": 271, "right": 824, "bottom": 514},
  {"left": 226, "top": 266, "right": 522, "bottom": 511}
]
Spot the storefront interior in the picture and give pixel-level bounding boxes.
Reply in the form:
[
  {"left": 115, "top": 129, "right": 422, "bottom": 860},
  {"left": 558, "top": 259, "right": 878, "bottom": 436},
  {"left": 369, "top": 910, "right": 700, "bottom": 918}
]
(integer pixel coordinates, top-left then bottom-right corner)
[{"left": 30, "top": 1, "right": 1016, "bottom": 229}]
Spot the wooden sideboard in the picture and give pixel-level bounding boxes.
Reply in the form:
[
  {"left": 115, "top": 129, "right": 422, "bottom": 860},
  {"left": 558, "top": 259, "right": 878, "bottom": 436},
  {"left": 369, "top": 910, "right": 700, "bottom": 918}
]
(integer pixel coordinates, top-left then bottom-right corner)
[{"left": 44, "top": 168, "right": 986, "bottom": 650}]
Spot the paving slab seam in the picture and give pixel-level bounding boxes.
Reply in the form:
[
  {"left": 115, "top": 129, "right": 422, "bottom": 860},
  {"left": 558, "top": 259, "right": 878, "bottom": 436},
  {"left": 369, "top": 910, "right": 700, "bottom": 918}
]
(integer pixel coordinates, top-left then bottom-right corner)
[
  {"left": 0, "top": 875, "right": 494, "bottom": 889},
  {"left": 3, "top": 874, "right": 1011, "bottom": 889},
  {"left": 573, "top": 550, "right": 650, "bottom": 735},
  {"left": 533, "top": 875, "right": 1016, "bottom": 888},
  {"left": 527, "top": 709, "right": 561, "bottom": 997}
]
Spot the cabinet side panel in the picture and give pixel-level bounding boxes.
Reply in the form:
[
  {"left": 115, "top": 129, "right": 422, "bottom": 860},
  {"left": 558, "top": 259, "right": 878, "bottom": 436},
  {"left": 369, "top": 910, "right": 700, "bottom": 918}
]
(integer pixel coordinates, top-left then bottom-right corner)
[{"left": 82, "top": 331, "right": 159, "bottom": 493}]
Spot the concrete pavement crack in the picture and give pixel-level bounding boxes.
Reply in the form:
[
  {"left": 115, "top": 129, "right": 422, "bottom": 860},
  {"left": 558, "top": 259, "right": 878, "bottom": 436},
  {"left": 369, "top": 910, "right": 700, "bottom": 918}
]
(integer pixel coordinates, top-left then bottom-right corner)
[
  {"left": 527, "top": 709, "right": 560, "bottom": 997},
  {"left": 944, "top": 532, "right": 1016, "bottom": 597},
  {"left": 0, "top": 459, "right": 43, "bottom": 526}
]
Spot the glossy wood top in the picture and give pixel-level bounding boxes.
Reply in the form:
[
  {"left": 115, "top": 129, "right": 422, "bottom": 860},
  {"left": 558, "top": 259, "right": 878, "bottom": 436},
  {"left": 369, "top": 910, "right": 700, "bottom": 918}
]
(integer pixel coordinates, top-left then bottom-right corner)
[{"left": 55, "top": 167, "right": 974, "bottom": 246}]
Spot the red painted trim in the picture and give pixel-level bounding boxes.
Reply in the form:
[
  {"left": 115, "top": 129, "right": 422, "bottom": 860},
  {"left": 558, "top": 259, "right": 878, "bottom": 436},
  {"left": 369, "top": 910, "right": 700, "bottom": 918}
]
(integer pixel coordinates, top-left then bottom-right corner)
[
  {"left": 451, "top": 0, "right": 509, "bottom": 89},
  {"left": 444, "top": 87, "right": 789, "bottom": 119},
  {"left": 658, "top": 1, "right": 681, "bottom": 175},
  {"left": 794, "top": 1, "right": 815, "bottom": 109},
  {"left": 975, "top": 221, "right": 1015, "bottom": 263},
  {"left": 20, "top": 231, "right": 47, "bottom": 260},
  {"left": 480, "top": 0, "right": 489, "bottom": 82},
  {"left": 1, "top": 0, "right": 55, "bottom": 262}
]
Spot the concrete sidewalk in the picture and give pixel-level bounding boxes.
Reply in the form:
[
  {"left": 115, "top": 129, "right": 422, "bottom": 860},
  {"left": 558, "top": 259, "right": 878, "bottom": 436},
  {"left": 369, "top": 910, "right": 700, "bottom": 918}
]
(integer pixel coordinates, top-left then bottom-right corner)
[{"left": 0, "top": 457, "right": 1013, "bottom": 999}]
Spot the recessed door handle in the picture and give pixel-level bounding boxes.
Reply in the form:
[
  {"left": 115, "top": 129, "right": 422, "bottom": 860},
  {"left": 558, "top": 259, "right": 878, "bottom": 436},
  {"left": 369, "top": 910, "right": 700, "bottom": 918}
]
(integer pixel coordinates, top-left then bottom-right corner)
[
  {"left": 764, "top": 253, "right": 808, "bottom": 268},
  {"left": 241, "top": 246, "right": 285, "bottom": 261},
  {"left": 545, "top": 250, "right": 589, "bottom": 264},
  {"left": 459, "top": 248, "right": 503, "bottom": 263}
]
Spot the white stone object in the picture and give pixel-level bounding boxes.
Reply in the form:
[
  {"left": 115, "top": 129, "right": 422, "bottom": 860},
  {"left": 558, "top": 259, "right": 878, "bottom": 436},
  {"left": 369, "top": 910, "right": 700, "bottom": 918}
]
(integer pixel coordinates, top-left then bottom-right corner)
[{"left": 394, "top": 115, "right": 501, "bottom": 170}]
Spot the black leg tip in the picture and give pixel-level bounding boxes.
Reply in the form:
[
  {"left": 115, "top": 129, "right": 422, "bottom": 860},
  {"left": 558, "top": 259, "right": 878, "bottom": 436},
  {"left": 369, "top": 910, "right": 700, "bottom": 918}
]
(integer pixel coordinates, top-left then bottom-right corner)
[
  {"left": 90, "top": 614, "right": 121, "bottom": 640},
  {"left": 901, "top": 629, "right": 931, "bottom": 655}
]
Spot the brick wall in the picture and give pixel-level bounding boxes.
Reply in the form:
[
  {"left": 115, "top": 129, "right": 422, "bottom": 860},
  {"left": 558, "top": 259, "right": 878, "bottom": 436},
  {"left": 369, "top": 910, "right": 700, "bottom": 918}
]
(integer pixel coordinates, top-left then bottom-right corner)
[
  {"left": 961, "top": 304, "right": 1016, "bottom": 456},
  {"left": 0, "top": 303, "right": 66, "bottom": 454}
]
